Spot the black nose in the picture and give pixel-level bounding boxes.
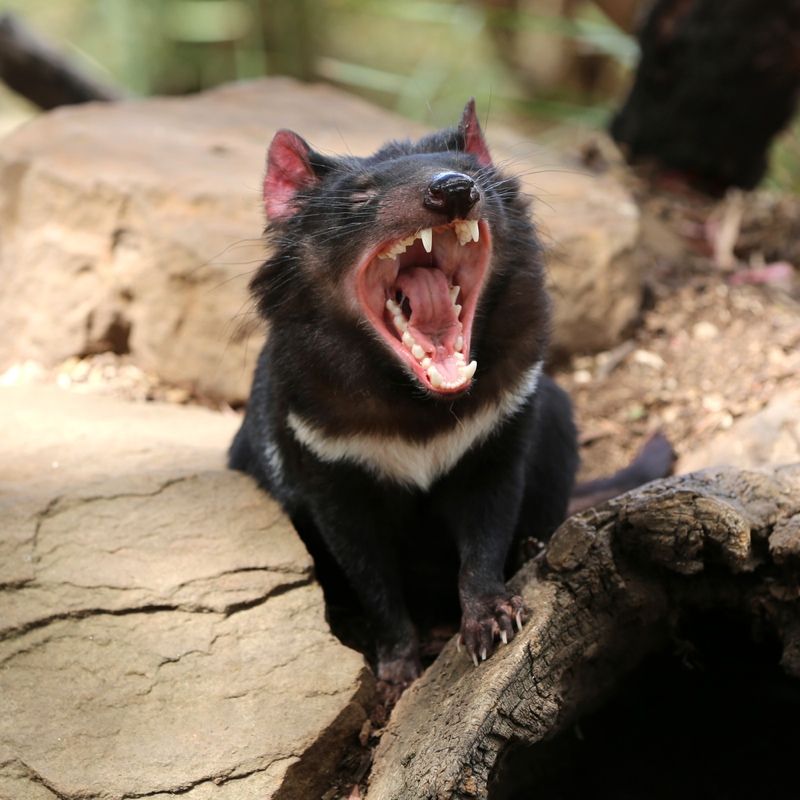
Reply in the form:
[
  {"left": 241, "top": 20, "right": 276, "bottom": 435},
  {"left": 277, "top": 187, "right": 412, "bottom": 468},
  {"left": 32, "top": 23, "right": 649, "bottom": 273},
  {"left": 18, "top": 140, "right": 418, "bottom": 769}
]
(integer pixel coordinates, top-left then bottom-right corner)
[{"left": 423, "top": 172, "right": 480, "bottom": 220}]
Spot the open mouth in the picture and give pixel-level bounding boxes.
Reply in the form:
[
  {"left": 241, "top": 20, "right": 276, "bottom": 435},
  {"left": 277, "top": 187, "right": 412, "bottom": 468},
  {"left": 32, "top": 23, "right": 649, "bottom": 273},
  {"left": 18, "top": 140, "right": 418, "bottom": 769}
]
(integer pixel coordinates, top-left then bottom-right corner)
[{"left": 356, "top": 218, "right": 491, "bottom": 395}]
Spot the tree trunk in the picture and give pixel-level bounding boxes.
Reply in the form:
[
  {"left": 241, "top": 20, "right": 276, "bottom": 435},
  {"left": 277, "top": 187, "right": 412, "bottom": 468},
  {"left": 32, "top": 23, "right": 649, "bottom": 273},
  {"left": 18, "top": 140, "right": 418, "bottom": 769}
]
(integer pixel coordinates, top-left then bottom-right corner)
[{"left": 366, "top": 465, "right": 800, "bottom": 799}]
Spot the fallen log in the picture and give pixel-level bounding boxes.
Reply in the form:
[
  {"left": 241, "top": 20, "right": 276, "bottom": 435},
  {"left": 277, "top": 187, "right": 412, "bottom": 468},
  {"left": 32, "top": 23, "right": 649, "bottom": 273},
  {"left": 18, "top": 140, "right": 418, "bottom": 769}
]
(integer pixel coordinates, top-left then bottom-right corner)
[
  {"left": 0, "top": 12, "right": 123, "bottom": 109},
  {"left": 366, "top": 465, "right": 800, "bottom": 799}
]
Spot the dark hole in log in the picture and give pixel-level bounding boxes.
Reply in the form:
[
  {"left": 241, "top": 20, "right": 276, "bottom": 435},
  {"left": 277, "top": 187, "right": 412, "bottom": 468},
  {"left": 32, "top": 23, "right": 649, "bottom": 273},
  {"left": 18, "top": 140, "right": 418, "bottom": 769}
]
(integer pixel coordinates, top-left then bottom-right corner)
[{"left": 489, "top": 610, "right": 800, "bottom": 800}]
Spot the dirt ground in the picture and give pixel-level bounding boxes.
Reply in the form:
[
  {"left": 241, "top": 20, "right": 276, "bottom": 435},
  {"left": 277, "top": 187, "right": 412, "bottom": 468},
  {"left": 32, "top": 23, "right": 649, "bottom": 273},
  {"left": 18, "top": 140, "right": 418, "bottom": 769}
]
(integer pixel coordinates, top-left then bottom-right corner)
[
  {"left": 5, "top": 180, "right": 799, "bottom": 486},
  {"left": 556, "top": 181, "right": 800, "bottom": 481}
]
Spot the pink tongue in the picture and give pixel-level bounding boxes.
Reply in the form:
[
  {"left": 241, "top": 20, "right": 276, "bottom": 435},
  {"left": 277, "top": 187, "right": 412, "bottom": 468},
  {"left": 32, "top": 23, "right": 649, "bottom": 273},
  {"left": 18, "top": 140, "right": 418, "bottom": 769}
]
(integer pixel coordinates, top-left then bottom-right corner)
[
  {"left": 395, "top": 267, "right": 462, "bottom": 382},
  {"left": 395, "top": 267, "right": 459, "bottom": 345}
]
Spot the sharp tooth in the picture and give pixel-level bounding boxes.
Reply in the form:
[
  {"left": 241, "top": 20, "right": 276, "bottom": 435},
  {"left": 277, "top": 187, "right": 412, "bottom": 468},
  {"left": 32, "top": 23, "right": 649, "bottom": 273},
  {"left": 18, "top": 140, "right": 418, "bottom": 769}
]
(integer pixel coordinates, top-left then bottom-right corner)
[
  {"left": 468, "top": 220, "right": 480, "bottom": 242},
  {"left": 459, "top": 360, "right": 477, "bottom": 380},
  {"left": 455, "top": 335, "right": 463, "bottom": 351},
  {"left": 386, "top": 298, "right": 400, "bottom": 314},
  {"left": 393, "top": 314, "right": 407, "bottom": 332},
  {"left": 427, "top": 365, "right": 443, "bottom": 389},
  {"left": 402, "top": 331, "right": 415, "bottom": 349},
  {"left": 449, "top": 285, "right": 460, "bottom": 303},
  {"left": 412, "top": 344, "right": 425, "bottom": 360},
  {"left": 421, "top": 357, "right": 432, "bottom": 369},
  {"left": 419, "top": 227, "right": 433, "bottom": 253}
]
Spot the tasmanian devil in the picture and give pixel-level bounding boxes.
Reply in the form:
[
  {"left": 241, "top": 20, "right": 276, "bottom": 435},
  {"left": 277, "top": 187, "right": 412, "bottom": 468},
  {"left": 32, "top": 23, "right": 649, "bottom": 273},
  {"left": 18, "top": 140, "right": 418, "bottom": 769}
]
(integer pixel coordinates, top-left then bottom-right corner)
[{"left": 229, "top": 100, "right": 669, "bottom": 693}]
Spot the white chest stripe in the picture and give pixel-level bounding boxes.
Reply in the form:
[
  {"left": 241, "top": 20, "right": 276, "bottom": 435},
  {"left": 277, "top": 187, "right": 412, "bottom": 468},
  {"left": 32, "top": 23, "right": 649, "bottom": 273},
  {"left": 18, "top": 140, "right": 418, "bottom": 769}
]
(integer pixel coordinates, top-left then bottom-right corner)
[{"left": 286, "top": 361, "right": 543, "bottom": 490}]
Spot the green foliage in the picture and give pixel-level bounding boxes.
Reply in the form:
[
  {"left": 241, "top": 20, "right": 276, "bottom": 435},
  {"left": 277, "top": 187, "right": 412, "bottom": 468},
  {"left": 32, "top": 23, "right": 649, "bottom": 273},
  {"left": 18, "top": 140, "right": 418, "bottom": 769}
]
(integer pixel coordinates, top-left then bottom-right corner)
[
  {"left": 2, "top": 0, "right": 627, "bottom": 116},
  {"left": 768, "top": 121, "right": 800, "bottom": 193},
  {"left": 2, "top": 0, "right": 797, "bottom": 190}
]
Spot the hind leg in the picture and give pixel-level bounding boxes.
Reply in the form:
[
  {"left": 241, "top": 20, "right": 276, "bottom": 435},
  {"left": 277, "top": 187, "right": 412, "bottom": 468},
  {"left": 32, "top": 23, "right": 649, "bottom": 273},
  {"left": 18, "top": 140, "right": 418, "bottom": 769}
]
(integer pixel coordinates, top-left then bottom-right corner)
[{"left": 514, "top": 375, "right": 579, "bottom": 563}]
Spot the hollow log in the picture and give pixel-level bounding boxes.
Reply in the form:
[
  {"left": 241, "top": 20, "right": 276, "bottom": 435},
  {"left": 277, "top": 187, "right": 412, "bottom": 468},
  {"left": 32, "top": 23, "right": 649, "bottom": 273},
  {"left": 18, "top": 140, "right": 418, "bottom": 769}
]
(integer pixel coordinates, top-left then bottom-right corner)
[{"left": 366, "top": 465, "right": 800, "bottom": 799}]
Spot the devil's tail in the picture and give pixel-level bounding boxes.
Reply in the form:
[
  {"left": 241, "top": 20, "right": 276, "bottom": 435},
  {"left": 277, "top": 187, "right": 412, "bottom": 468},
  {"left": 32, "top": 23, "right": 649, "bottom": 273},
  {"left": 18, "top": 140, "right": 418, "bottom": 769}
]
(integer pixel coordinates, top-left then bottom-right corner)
[{"left": 568, "top": 432, "right": 677, "bottom": 516}]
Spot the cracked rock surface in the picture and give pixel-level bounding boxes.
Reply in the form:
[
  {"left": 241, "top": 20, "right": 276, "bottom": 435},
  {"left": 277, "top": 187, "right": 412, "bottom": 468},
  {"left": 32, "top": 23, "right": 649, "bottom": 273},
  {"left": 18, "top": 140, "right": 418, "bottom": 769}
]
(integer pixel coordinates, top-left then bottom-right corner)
[{"left": 0, "top": 386, "right": 374, "bottom": 800}]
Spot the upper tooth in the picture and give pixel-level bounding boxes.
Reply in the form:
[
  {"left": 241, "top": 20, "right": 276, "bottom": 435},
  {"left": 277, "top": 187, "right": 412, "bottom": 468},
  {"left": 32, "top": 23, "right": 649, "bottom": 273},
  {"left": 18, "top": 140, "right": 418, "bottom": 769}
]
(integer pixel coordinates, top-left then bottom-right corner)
[
  {"left": 393, "top": 315, "right": 408, "bottom": 332},
  {"left": 455, "top": 222, "right": 471, "bottom": 246},
  {"left": 412, "top": 344, "right": 425, "bottom": 360},
  {"left": 386, "top": 298, "right": 400, "bottom": 314},
  {"left": 449, "top": 285, "right": 460, "bottom": 303},
  {"left": 402, "top": 331, "right": 415, "bottom": 349},
  {"left": 468, "top": 220, "right": 479, "bottom": 242},
  {"left": 383, "top": 238, "right": 411, "bottom": 258},
  {"left": 419, "top": 228, "right": 433, "bottom": 253}
]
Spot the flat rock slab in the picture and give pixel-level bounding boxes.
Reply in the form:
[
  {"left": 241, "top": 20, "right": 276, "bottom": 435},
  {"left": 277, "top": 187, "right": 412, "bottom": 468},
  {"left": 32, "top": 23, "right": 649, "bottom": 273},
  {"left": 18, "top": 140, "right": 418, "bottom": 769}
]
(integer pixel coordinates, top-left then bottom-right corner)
[
  {"left": 0, "top": 79, "right": 642, "bottom": 403},
  {"left": 0, "top": 386, "right": 373, "bottom": 799}
]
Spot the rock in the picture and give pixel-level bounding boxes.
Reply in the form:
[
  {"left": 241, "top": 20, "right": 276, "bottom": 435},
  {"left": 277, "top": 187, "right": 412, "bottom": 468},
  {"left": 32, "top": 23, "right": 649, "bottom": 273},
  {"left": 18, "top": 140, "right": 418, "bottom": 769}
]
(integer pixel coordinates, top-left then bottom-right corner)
[
  {"left": 678, "top": 388, "right": 800, "bottom": 473},
  {"left": 0, "top": 79, "right": 424, "bottom": 405},
  {"left": 0, "top": 79, "right": 642, "bottom": 403},
  {"left": 489, "top": 129, "right": 643, "bottom": 356},
  {"left": 0, "top": 386, "right": 374, "bottom": 799}
]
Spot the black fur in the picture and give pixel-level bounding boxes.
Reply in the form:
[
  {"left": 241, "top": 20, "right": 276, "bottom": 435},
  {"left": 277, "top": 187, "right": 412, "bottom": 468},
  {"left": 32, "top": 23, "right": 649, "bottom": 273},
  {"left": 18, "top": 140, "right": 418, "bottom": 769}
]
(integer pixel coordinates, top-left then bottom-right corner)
[
  {"left": 230, "top": 106, "right": 579, "bottom": 688},
  {"left": 611, "top": 0, "right": 800, "bottom": 192}
]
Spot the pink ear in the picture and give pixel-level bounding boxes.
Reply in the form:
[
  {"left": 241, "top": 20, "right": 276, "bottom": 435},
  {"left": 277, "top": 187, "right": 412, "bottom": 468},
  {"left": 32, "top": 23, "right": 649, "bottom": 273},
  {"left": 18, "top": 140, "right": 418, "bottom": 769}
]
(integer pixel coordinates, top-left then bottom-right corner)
[
  {"left": 459, "top": 99, "right": 493, "bottom": 168},
  {"left": 263, "top": 130, "right": 318, "bottom": 220}
]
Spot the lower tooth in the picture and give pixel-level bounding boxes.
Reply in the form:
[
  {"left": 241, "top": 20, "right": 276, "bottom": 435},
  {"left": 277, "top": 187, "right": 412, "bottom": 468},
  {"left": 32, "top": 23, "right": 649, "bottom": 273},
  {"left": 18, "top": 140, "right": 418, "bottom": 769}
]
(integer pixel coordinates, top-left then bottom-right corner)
[
  {"left": 402, "top": 331, "right": 415, "bottom": 349},
  {"left": 455, "top": 335, "right": 464, "bottom": 351},
  {"left": 459, "top": 361, "right": 477, "bottom": 380},
  {"left": 412, "top": 344, "right": 425, "bottom": 360},
  {"left": 427, "top": 365, "right": 443, "bottom": 389},
  {"left": 394, "top": 315, "right": 408, "bottom": 332},
  {"left": 421, "top": 357, "right": 432, "bottom": 369}
]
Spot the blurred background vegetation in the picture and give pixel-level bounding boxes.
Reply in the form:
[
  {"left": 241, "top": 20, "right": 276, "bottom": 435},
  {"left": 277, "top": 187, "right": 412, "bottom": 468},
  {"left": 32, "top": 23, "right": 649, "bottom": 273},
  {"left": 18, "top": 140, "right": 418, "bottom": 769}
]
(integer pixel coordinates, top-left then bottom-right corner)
[{"left": 0, "top": 0, "right": 797, "bottom": 189}]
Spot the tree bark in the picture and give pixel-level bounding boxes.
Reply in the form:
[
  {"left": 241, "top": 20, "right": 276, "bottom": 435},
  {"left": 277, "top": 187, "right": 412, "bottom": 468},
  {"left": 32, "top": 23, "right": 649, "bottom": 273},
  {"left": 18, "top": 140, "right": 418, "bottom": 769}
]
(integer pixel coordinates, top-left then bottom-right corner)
[{"left": 366, "top": 464, "right": 800, "bottom": 799}]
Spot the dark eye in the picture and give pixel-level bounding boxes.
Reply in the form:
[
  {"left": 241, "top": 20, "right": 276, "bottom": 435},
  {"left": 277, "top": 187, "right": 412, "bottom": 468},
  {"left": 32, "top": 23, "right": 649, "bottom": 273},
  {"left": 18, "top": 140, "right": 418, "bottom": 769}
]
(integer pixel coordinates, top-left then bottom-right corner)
[{"left": 350, "top": 189, "right": 377, "bottom": 205}]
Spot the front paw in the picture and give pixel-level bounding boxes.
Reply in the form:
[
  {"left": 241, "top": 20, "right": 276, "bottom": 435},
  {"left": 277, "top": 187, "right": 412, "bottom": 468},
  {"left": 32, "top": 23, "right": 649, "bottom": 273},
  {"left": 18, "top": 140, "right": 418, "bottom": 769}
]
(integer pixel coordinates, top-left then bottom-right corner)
[
  {"left": 459, "top": 593, "right": 526, "bottom": 666},
  {"left": 376, "top": 645, "right": 422, "bottom": 705}
]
